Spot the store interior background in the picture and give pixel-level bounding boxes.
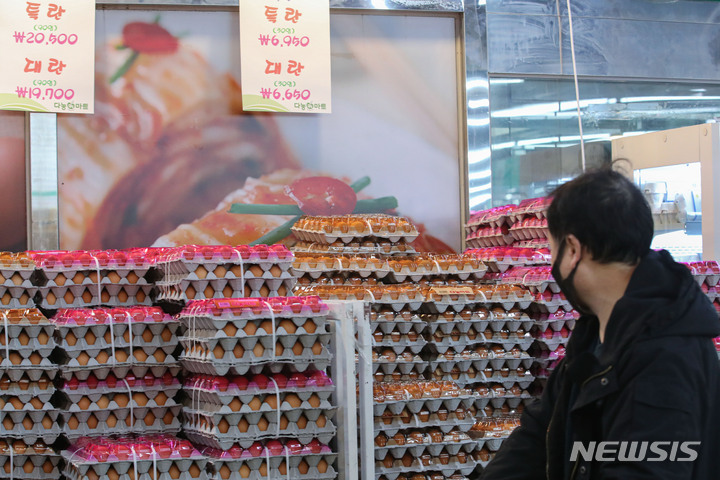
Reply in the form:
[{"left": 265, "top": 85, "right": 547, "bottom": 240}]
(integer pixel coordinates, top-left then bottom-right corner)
[{"left": 5, "top": 0, "right": 720, "bottom": 252}]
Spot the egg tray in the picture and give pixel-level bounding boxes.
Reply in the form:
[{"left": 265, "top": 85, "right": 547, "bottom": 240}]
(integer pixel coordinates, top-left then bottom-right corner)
[
  {"left": 182, "top": 394, "right": 335, "bottom": 420},
  {"left": 292, "top": 258, "right": 391, "bottom": 280},
  {"left": 372, "top": 336, "right": 427, "bottom": 355},
  {"left": 423, "top": 319, "right": 487, "bottom": 336},
  {"left": 371, "top": 321, "right": 427, "bottom": 337},
  {"left": 62, "top": 457, "right": 208, "bottom": 480},
  {"left": 428, "top": 356, "right": 534, "bottom": 375},
  {"left": 0, "top": 379, "right": 55, "bottom": 402},
  {"left": 0, "top": 340, "right": 55, "bottom": 360},
  {"left": 204, "top": 449, "right": 336, "bottom": 471},
  {"left": 374, "top": 457, "right": 476, "bottom": 479},
  {"left": 470, "top": 436, "right": 509, "bottom": 453},
  {"left": 181, "top": 319, "right": 328, "bottom": 343},
  {"left": 58, "top": 347, "right": 179, "bottom": 370},
  {"left": 181, "top": 277, "right": 296, "bottom": 296},
  {"left": 61, "top": 374, "right": 181, "bottom": 398},
  {"left": 34, "top": 286, "right": 155, "bottom": 309},
  {"left": 58, "top": 363, "right": 182, "bottom": 382},
  {"left": 387, "top": 265, "right": 488, "bottom": 284},
  {"left": 531, "top": 296, "right": 571, "bottom": 314},
  {"left": 56, "top": 318, "right": 180, "bottom": 339},
  {"left": 372, "top": 359, "right": 428, "bottom": 376},
  {"left": 63, "top": 409, "right": 183, "bottom": 440},
  {"left": 59, "top": 393, "right": 180, "bottom": 414},
  {"left": 291, "top": 228, "right": 419, "bottom": 246},
  {"left": 183, "top": 419, "right": 337, "bottom": 451},
  {"left": 423, "top": 297, "right": 532, "bottom": 315},
  {"left": 374, "top": 413, "right": 475, "bottom": 436},
  {"left": 0, "top": 394, "right": 56, "bottom": 415},
  {"left": 0, "top": 453, "right": 61, "bottom": 480},
  {"left": 178, "top": 317, "right": 328, "bottom": 336},
  {"left": 532, "top": 316, "right": 577, "bottom": 334},
  {"left": 0, "top": 320, "right": 54, "bottom": 339},
  {"left": 0, "top": 412, "right": 62, "bottom": 443},
  {"left": 208, "top": 460, "right": 337, "bottom": 480},
  {"left": 0, "top": 289, "right": 38, "bottom": 309},
  {"left": 292, "top": 242, "right": 417, "bottom": 256},
  {"left": 531, "top": 336, "right": 570, "bottom": 351},
  {"left": 180, "top": 353, "right": 331, "bottom": 378},
  {"left": 183, "top": 386, "right": 334, "bottom": 414},
  {"left": 372, "top": 395, "right": 476, "bottom": 417},
  {"left": 180, "top": 297, "right": 330, "bottom": 322},
  {"left": 374, "top": 438, "right": 476, "bottom": 461},
  {"left": 430, "top": 371, "right": 534, "bottom": 390},
  {"left": 0, "top": 356, "right": 57, "bottom": 375}
]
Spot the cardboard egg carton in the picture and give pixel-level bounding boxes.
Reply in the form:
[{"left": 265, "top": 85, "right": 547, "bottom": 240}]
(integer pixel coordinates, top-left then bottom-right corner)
[
  {"left": 372, "top": 334, "right": 427, "bottom": 355},
  {"left": 374, "top": 431, "right": 475, "bottom": 461},
  {"left": 0, "top": 395, "right": 56, "bottom": 419},
  {"left": 684, "top": 260, "right": 720, "bottom": 287},
  {"left": 372, "top": 350, "right": 428, "bottom": 376},
  {"left": 374, "top": 411, "right": 475, "bottom": 436},
  {"left": 464, "top": 224, "right": 514, "bottom": 249},
  {"left": 0, "top": 373, "right": 56, "bottom": 401},
  {"left": 0, "top": 409, "right": 61, "bottom": 443},
  {"left": 0, "top": 287, "right": 38, "bottom": 309},
  {"left": 60, "top": 389, "right": 181, "bottom": 413},
  {"left": 178, "top": 245, "right": 294, "bottom": 273},
  {"left": 184, "top": 409, "right": 337, "bottom": 450},
  {"left": 372, "top": 395, "right": 475, "bottom": 417},
  {"left": 181, "top": 317, "right": 328, "bottom": 342},
  {"left": 0, "top": 440, "right": 60, "bottom": 480},
  {"left": 61, "top": 374, "right": 181, "bottom": 404},
  {"left": 508, "top": 217, "right": 548, "bottom": 242},
  {"left": 179, "top": 331, "right": 332, "bottom": 375},
  {"left": 375, "top": 454, "right": 476, "bottom": 479},
  {"left": 57, "top": 323, "right": 180, "bottom": 354},
  {"left": 59, "top": 361, "right": 182, "bottom": 382},
  {"left": 63, "top": 405, "right": 182, "bottom": 440},
  {"left": 179, "top": 277, "right": 296, "bottom": 301},
  {"left": 371, "top": 318, "right": 426, "bottom": 335},
  {"left": 466, "top": 205, "right": 517, "bottom": 232},
  {"left": 62, "top": 434, "right": 208, "bottom": 480},
  {"left": 292, "top": 215, "right": 419, "bottom": 245},
  {"left": 387, "top": 255, "right": 487, "bottom": 283},
  {"left": 34, "top": 284, "right": 155, "bottom": 309},
  {"left": 183, "top": 388, "right": 335, "bottom": 417},
  {"left": 464, "top": 247, "right": 550, "bottom": 273},
  {"left": 292, "top": 253, "right": 391, "bottom": 279},
  {"left": 0, "top": 354, "right": 57, "bottom": 381},
  {"left": 296, "top": 285, "right": 426, "bottom": 311},
  {"left": 178, "top": 297, "right": 329, "bottom": 327},
  {"left": 292, "top": 241, "right": 417, "bottom": 256}
]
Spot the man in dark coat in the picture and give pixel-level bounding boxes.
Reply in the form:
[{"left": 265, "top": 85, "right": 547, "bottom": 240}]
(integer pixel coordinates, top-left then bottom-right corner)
[{"left": 479, "top": 169, "right": 720, "bottom": 480}]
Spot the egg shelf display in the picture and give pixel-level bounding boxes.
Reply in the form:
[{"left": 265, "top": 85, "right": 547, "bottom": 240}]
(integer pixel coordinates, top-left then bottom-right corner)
[
  {"left": 292, "top": 215, "right": 420, "bottom": 245},
  {"left": 464, "top": 198, "right": 550, "bottom": 251},
  {"left": 155, "top": 245, "right": 296, "bottom": 304},
  {"left": 468, "top": 416, "right": 522, "bottom": 469},
  {"left": 62, "top": 434, "right": 209, "bottom": 480},
  {"left": 178, "top": 297, "right": 332, "bottom": 377},
  {"left": 0, "top": 253, "right": 39, "bottom": 309},
  {"left": 0, "top": 440, "right": 61, "bottom": 480},
  {"left": 200, "top": 437, "right": 337, "bottom": 480}
]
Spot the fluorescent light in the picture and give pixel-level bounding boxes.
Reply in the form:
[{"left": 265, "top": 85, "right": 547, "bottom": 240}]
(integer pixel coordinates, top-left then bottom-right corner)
[
  {"left": 517, "top": 136, "right": 560, "bottom": 147},
  {"left": 468, "top": 148, "right": 491, "bottom": 165},
  {"left": 469, "top": 169, "right": 492, "bottom": 180},
  {"left": 466, "top": 79, "right": 489, "bottom": 90},
  {"left": 619, "top": 95, "right": 720, "bottom": 103},
  {"left": 470, "top": 194, "right": 492, "bottom": 207},
  {"left": 468, "top": 117, "right": 490, "bottom": 127},
  {"left": 491, "top": 141, "right": 516, "bottom": 150},
  {"left": 490, "top": 79, "right": 525, "bottom": 85},
  {"left": 469, "top": 184, "right": 491, "bottom": 193},
  {"left": 559, "top": 133, "right": 611, "bottom": 142},
  {"left": 559, "top": 98, "right": 612, "bottom": 111}
]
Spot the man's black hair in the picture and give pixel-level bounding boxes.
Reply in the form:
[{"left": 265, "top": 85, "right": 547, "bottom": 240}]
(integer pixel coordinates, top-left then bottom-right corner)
[{"left": 547, "top": 167, "right": 654, "bottom": 265}]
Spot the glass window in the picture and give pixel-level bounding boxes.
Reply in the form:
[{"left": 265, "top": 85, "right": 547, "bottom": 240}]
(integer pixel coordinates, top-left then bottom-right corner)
[{"left": 0, "top": 111, "right": 27, "bottom": 252}]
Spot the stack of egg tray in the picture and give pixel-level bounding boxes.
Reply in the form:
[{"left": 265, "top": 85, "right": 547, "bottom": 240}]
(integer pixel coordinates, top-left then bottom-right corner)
[
  {"left": 0, "top": 253, "right": 37, "bottom": 309},
  {"left": 0, "top": 309, "right": 61, "bottom": 448},
  {"left": 0, "top": 440, "right": 61, "bottom": 480},
  {"left": 155, "top": 245, "right": 296, "bottom": 303},
  {"left": 62, "top": 434, "right": 209, "bottom": 480},
  {"left": 373, "top": 382, "right": 477, "bottom": 480},
  {"left": 178, "top": 297, "right": 332, "bottom": 376},
  {"left": 200, "top": 438, "right": 337, "bottom": 480},
  {"left": 30, "top": 249, "right": 158, "bottom": 309},
  {"left": 183, "top": 371, "right": 336, "bottom": 453},
  {"left": 52, "top": 307, "right": 182, "bottom": 438},
  {"left": 59, "top": 372, "right": 182, "bottom": 440}
]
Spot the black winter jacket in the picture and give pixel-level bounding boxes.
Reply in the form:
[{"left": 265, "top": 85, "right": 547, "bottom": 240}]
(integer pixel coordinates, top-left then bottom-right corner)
[{"left": 479, "top": 250, "right": 720, "bottom": 480}]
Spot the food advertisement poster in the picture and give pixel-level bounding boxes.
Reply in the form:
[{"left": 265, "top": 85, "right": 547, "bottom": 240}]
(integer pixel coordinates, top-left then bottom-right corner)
[
  {"left": 0, "top": 0, "right": 96, "bottom": 113},
  {"left": 57, "top": 10, "right": 462, "bottom": 252},
  {"left": 0, "top": 111, "right": 28, "bottom": 252},
  {"left": 239, "top": 0, "right": 332, "bottom": 113}
]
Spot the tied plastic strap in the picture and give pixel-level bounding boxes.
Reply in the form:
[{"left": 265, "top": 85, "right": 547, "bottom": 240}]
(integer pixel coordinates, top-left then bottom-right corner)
[
  {"left": 2, "top": 311, "right": 9, "bottom": 371},
  {"left": 8, "top": 444, "right": 13, "bottom": 480},
  {"left": 150, "top": 444, "right": 158, "bottom": 480},
  {"left": 264, "top": 448, "right": 272, "bottom": 480},
  {"left": 122, "top": 379, "right": 134, "bottom": 430},
  {"left": 130, "top": 445, "right": 139, "bottom": 480},
  {"left": 262, "top": 301, "right": 277, "bottom": 358},
  {"left": 284, "top": 446, "right": 291, "bottom": 480},
  {"left": 231, "top": 248, "right": 246, "bottom": 298},
  {"left": 124, "top": 311, "right": 133, "bottom": 366},
  {"left": 269, "top": 377, "right": 281, "bottom": 437},
  {"left": 362, "top": 288, "right": 376, "bottom": 303},
  {"left": 92, "top": 256, "right": 103, "bottom": 307}
]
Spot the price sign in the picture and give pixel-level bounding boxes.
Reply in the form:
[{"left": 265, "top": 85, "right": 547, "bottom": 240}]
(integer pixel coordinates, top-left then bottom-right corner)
[
  {"left": 0, "top": 1, "right": 95, "bottom": 114},
  {"left": 239, "top": 0, "right": 331, "bottom": 114}
]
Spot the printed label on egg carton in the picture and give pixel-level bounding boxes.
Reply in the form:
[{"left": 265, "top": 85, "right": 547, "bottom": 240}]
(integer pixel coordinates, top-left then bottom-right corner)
[
  {"left": 59, "top": 362, "right": 182, "bottom": 382},
  {"left": 62, "top": 406, "right": 183, "bottom": 440},
  {"left": 372, "top": 395, "right": 476, "bottom": 417},
  {"left": 374, "top": 437, "right": 476, "bottom": 461},
  {"left": 207, "top": 455, "right": 337, "bottom": 480},
  {"left": 0, "top": 452, "right": 61, "bottom": 480},
  {"left": 375, "top": 456, "right": 476, "bottom": 480},
  {"left": 0, "top": 410, "right": 62, "bottom": 444},
  {"left": 375, "top": 412, "right": 475, "bottom": 436},
  {"left": 183, "top": 386, "right": 334, "bottom": 414},
  {"left": 183, "top": 414, "right": 337, "bottom": 451},
  {"left": 62, "top": 452, "right": 208, "bottom": 480}
]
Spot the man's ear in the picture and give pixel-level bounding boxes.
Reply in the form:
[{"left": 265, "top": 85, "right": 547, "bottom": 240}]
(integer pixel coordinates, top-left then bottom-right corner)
[{"left": 565, "top": 234, "right": 583, "bottom": 269}]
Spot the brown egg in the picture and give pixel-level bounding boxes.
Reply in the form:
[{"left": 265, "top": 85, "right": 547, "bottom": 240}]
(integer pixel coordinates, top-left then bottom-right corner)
[
  {"left": 259, "top": 284, "right": 271, "bottom": 297},
  {"left": 17, "top": 332, "right": 30, "bottom": 346},
  {"left": 117, "top": 289, "right": 129, "bottom": 303},
  {"left": 114, "top": 394, "right": 129, "bottom": 408},
  {"left": 248, "top": 265, "right": 263, "bottom": 278},
  {"left": 317, "top": 459, "right": 329, "bottom": 473},
  {"left": 37, "top": 331, "right": 49, "bottom": 345},
  {"left": 9, "top": 352, "right": 22, "bottom": 365},
  {"left": 87, "top": 414, "right": 99, "bottom": 430},
  {"left": 382, "top": 455, "right": 394, "bottom": 468},
  {"left": 248, "top": 397, "right": 262, "bottom": 411},
  {"left": 168, "top": 464, "right": 181, "bottom": 479},
  {"left": 203, "top": 285, "right": 215, "bottom": 298},
  {"left": 95, "top": 351, "right": 108, "bottom": 364},
  {"left": 155, "top": 392, "right": 168, "bottom": 406},
  {"left": 40, "top": 415, "right": 52, "bottom": 430},
  {"left": 311, "top": 341, "right": 323, "bottom": 355},
  {"left": 252, "top": 343, "right": 265, "bottom": 358},
  {"left": 292, "top": 341, "right": 304, "bottom": 356},
  {"left": 308, "top": 394, "right": 320, "bottom": 408},
  {"left": 243, "top": 322, "right": 257, "bottom": 335},
  {"left": 96, "top": 396, "right": 110, "bottom": 409},
  {"left": 188, "top": 464, "right": 201, "bottom": 478},
  {"left": 77, "top": 396, "right": 92, "bottom": 410},
  {"left": 214, "top": 266, "right": 228, "bottom": 278},
  {"left": 280, "top": 415, "right": 289, "bottom": 429},
  {"left": 213, "top": 345, "right": 225, "bottom": 360},
  {"left": 228, "top": 398, "right": 242, "bottom": 412},
  {"left": 86, "top": 470, "right": 99, "bottom": 480},
  {"left": 298, "top": 460, "right": 309, "bottom": 475},
  {"left": 162, "top": 410, "right": 175, "bottom": 425},
  {"left": 238, "top": 464, "right": 251, "bottom": 478},
  {"left": 133, "top": 349, "right": 148, "bottom": 362},
  {"left": 115, "top": 350, "right": 128, "bottom": 362},
  {"left": 259, "top": 320, "right": 274, "bottom": 334},
  {"left": 223, "top": 323, "right": 238, "bottom": 337},
  {"left": 29, "top": 397, "right": 43, "bottom": 409},
  {"left": 296, "top": 415, "right": 308, "bottom": 429},
  {"left": 257, "top": 417, "right": 269, "bottom": 431},
  {"left": 218, "top": 418, "right": 230, "bottom": 434},
  {"left": 316, "top": 414, "right": 327, "bottom": 428},
  {"left": 106, "top": 271, "right": 121, "bottom": 284},
  {"left": 278, "top": 462, "right": 287, "bottom": 476},
  {"left": 302, "top": 319, "right": 317, "bottom": 334},
  {"left": 65, "top": 331, "right": 78, "bottom": 346},
  {"left": 184, "top": 285, "right": 196, "bottom": 300},
  {"left": 41, "top": 459, "right": 54, "bottom": 474},
  {"left": 2, "top": 417, "right": 13, "bottom": 430},
  {"left": 195, "top": 266, "right": 208, "bottom": 279},
  {"left": 22, "top": 459, "right": 34, "bottom": 474},
  {"left": 106, "top": 414, "right": 117, "bottom": 428},
  {"left": 81, "top": 289, "right": 93, "bottom": 304},
  {"left": 133, "top": 393, "right": 149, "bottom": 407},
  {"left": 279, "top": 319, "right": 296, "bottom": 334},
  {"left": 275, "top": 342, "right": 284, "bottom": 356},
  {"left": 238, "top": 418, "right": 249, "bottom": 433},
  {"left": 219, "top": 465, "right": 232, "bottom": 480},
  {"left": 233, "top": 344, "right": 245, "bottom": 358}
]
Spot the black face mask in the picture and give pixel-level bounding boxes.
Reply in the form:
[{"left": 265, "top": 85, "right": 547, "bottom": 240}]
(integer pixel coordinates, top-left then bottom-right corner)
[{"left": 551, "top": 238, "right": 594, "bottom": 317}]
